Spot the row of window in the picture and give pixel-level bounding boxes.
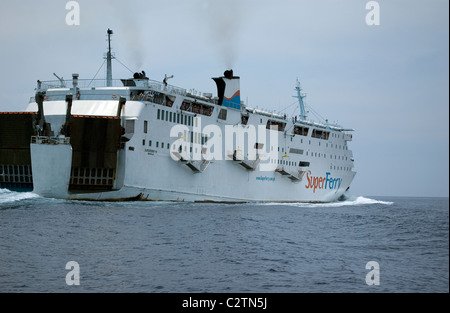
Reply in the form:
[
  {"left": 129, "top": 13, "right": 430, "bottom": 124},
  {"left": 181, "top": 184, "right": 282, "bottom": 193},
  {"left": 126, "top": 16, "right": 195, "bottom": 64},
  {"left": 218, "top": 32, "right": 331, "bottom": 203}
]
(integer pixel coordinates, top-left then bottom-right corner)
[
  {"left": 290, "top": 137, "right": 348, "bottom": 150},
  {"left": 181, "top": 130, "right": 209, "bottom": 145},
  {"left": 143, "top": 108, "right": 351, "bottom": 163},
  {"left": 274, "top": 159, "right": 311, "bottom": 167},
  {"left": 271, "top": 159, "right": 352, "bottom": 172},
  {"left": 278, "top": 145, "right": 349, "bottom": 160},
  {"left": 331, "top": 165, "right": 352, "bottom": 172},
  {"left": 305, "top": 151, "right": 350, "bottom": 161},
  {"left": 143, "top": 139, "right": 170, "bottom": 150},
  {"left": 153, "top": 108, "right": 348, "bottom": 141},
  {"left": 326, "top": 143, "right": 347, "bottom": 150},
  {"left": 142, "top": 109, "right": 194, "bottom": 135},
  {"left": 142, "top": 138, "right": 350, "bottom": 162},
  {"left": 142, "top": 133, "right": 209, "bottom": 149},
  {"left": 142, "top": 131, "right": 349, "bottom": 162},
  {"left": 140, "top": 138, "right": 352, "bottom": 172},
  {"left": 156, "top": 108, "right": 194, "bottom": 127},
  {"left": 331, "top": 133, "right": 344, "bottom": 139},
  {"left": 272, "top": 152, "right": 350, "bottom": 165},
  {"left": 147, "top": 109, "right": 350, "bottom": 150}
]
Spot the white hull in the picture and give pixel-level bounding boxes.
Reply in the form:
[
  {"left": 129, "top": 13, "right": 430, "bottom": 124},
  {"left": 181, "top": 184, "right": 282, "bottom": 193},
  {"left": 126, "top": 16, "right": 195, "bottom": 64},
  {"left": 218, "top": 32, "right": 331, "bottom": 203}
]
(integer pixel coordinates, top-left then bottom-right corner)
[{"left": 28, "top": 95, "right": 356, "bottom": 203}]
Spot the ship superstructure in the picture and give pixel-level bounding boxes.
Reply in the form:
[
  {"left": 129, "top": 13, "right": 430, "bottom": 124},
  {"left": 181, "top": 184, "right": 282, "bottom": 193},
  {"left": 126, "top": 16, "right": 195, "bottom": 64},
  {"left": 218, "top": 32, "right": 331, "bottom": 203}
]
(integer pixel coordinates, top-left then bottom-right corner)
[{"left": 0, "top": 30, "right": 356, "bottom": 202}]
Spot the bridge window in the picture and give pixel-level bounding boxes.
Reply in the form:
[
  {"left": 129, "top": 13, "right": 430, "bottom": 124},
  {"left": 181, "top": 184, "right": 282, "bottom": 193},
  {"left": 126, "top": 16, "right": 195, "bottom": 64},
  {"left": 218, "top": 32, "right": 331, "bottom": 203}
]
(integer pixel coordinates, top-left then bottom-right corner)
[
  {"left": 312, "top": 129, "right": 330, "bottom": 140},
  {"left": 181, "top": 101, "right": 213, "bottom": 116},
  {"left": 294, "top": 126, "right": 309, "bottom": 136},
  {"left": 267, "top": 120, "right": 286, "bottom": 132}
]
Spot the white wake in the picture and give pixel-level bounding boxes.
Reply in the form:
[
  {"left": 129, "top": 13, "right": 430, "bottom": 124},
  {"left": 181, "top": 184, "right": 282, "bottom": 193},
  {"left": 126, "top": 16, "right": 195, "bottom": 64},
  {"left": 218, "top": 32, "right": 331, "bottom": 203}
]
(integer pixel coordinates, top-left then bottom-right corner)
[
  {"left": 260, "top": 196, "right": 394, "bottom": 208},
  {"left": 322, "top": 195, "right": 394, "bottom": 207},
  {"left": 0, "top": 188, "right": 40, "bottom": 204}
]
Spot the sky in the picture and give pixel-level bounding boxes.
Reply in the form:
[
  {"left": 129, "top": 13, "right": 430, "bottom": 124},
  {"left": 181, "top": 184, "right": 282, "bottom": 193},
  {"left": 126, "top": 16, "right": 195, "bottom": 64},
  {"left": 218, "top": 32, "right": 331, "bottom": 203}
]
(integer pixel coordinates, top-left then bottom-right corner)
[{"left": 0, "top": 0, "right": 448, "bottom": 198}]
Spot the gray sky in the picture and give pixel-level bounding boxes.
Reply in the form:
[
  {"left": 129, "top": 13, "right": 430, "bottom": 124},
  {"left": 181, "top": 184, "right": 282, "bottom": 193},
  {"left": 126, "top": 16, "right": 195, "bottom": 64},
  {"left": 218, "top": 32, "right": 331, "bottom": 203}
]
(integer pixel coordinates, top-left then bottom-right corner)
[{"left": 0, "top": 0, "right": 448, "bottom": 197}]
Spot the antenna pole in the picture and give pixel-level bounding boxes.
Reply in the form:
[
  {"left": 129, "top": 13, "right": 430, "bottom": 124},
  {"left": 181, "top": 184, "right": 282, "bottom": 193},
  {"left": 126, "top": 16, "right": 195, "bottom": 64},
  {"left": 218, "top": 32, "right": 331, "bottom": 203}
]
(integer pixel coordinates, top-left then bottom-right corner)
[
  {"left": 106, "top": 29, "right": 113, "bottom": 87},
  {"left": 295, "top": 79, "right": 307, "bottom": 120}
]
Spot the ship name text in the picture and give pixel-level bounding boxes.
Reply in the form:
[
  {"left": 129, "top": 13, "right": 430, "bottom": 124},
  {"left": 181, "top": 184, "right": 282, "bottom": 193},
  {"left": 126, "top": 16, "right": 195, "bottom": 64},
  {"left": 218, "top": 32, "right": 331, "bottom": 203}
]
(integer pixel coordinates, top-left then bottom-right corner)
[{"left": 305, "top": 171, "right": 342, "bottom": 193}]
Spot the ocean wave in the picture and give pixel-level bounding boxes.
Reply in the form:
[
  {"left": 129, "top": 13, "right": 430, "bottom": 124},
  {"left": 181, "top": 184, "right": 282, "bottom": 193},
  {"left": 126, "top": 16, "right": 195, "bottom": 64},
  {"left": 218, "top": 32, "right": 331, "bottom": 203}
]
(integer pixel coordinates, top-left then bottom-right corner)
[
  {"left": 259, "top": 196, "right": 394, "bottom": 208},
  {"left": 0, "top": 188, "right": 40, "bottom": 204},
  {"left": 328, "top": 196, "right": 394, "bottom": 207}
]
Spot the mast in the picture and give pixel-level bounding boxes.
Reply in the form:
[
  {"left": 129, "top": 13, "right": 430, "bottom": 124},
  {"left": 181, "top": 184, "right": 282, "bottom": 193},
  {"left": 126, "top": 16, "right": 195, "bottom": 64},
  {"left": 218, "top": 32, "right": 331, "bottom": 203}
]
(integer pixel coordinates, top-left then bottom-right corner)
[
  {"left": 295, "top": 79, "right": 307, "bottom": 120},
  {"left": 106, "top": 29, "right": 113, "bottom": 87}
]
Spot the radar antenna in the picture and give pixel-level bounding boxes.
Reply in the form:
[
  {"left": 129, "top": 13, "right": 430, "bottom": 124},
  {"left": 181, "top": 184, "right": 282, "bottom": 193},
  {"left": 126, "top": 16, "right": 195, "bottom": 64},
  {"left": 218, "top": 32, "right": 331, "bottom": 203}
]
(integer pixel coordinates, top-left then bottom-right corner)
[{"left": 294, "top": 79, "right": 307, "bottom": 120}]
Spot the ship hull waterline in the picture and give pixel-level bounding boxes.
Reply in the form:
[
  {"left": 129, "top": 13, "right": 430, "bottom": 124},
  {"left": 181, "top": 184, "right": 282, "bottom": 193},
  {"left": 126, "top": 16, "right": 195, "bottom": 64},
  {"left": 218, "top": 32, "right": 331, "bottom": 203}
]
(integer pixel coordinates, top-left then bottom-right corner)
[{"left": 30, "top": 141, "right": 355, "bottom": 203}]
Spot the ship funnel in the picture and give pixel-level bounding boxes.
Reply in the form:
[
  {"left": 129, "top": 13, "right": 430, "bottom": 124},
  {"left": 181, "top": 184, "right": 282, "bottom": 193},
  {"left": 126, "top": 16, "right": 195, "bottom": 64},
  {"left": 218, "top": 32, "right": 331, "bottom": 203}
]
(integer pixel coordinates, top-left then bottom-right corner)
[{"left": 212, "top": 70, "right": 241, "bottom": 110}]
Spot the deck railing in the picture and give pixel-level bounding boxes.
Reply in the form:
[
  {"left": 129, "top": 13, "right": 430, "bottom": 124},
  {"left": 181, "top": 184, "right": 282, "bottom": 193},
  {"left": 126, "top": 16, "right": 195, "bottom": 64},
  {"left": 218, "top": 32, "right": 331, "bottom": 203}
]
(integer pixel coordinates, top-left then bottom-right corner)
[{"left": 37, "top": 78, "right": 187, "bottom": 96}]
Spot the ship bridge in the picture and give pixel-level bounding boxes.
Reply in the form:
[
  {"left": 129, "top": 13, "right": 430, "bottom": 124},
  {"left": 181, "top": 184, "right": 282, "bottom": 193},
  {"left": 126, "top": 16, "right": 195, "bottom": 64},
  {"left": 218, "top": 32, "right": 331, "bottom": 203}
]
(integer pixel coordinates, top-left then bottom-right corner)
[{"left": 33, "top": 75, "right": 188, "bottom": 103}]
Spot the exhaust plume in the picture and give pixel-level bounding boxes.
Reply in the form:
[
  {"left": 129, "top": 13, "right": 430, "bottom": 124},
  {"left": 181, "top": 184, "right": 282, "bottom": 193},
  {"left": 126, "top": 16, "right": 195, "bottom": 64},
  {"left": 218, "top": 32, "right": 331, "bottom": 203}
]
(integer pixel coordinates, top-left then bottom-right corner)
[
  {"left": 200, "top": 0, "right": 245, "bottom": 68},
  {"left": 106, "top": 0, "right": 145, "bottom": 70}
]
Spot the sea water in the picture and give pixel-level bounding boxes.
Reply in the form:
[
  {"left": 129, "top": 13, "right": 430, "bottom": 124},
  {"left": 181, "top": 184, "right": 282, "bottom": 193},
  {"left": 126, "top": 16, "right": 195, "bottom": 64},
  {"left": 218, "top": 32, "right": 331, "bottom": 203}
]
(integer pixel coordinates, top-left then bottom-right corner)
[{"left": 0, "top": 189, "right": 448, "bottom": 293}]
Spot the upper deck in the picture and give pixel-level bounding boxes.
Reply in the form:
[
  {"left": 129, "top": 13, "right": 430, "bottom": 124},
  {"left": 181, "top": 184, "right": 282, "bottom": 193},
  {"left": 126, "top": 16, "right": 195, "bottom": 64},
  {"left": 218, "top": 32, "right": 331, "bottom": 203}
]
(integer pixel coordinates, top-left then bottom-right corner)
[
  {"left": 34, "top": 77, "right": 190, "bottom": 101},
  {"left": 32, "top": 75, "right": 353, "bottom": 136}
]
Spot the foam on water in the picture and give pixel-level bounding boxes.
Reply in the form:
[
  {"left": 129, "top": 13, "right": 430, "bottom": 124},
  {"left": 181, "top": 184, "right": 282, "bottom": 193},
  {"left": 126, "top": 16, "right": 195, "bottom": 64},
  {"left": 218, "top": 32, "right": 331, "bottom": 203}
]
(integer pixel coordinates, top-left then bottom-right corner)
[
  {"left": 347, "top": 195, "right": 394, "bottom": 206},
  {"left": 259, "top": 195, "right": 394, "bottom": 208},
  {"left": 0, "top": 188, "right": 40, "bottom": 204},
  {"left": 0, "top": 189, "right": 393, "bottom": 207},
  {"left": 325, "top": 195, "right": 394, "bottom": 207}
]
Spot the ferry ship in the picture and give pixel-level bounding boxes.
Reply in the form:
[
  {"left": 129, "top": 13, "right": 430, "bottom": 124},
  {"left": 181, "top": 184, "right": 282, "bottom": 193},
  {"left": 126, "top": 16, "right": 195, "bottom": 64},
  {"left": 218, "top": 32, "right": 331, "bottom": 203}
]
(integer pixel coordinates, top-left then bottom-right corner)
[{"left": 0, "top": 29, "right": 356, "bottom": 202}]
